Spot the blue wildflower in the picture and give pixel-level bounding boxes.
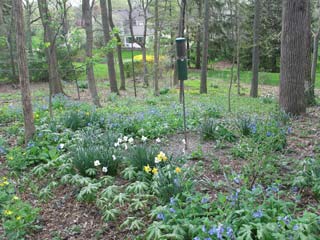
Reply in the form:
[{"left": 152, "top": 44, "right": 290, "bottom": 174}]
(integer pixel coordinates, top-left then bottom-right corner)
[
  {"left": 233, "top": 176, "right": 241, "bottom": 184},
  {"left": 202, "top": 225, "right": 207, "bottom": 233},
  {"left": 253, "top": 210, "right": 263, "bottom": 218},
  {"left": 173, "top": 178, "right": 180, "bottom": 187},
  {"left": 266, "top": 131, "right": 272, "bottom": 137},
  {"left": 208, "top": 226, "right": 217, "bottom": 235},
  {"left": 216, "top": 225, "right": 224, "bottom": 240},
  {"left": 27, "top": 142, "right": 35, "bottom": 148},
  {"left": 193, "top": 237, "right": 201, "bottom": 240},
  {"left": 293, "top": 224, "right": 299, "bottom": 231},
  {"left": 287, "top": 127, "right": 292, "bottom": 134},
  {"left": 157, "top": 213, "right": 165, "bottom": 221},
  {"left": 169, "top": 208, "right": 176, "bottom": 213},
  {"left": 226, "top": 227, "right": 234, "bottom": 238},
  {"left": 201, "top": 197, "right": 209, "bottom": 204},
  {"left": 204, "top": 238, "right": 212, "bottom": 240},
  {"left": 170, "top": 197, "right": 176, "bottom": 205}
]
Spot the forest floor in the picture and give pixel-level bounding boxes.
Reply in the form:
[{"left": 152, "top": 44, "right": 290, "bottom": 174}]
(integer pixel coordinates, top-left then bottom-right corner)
[{"left": 0, "top": 80, "right": 320, "bottom": 239}]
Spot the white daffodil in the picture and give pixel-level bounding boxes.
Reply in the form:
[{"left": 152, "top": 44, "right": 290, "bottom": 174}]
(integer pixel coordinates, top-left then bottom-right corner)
[
  {"left": 155, "top": 157, "right": 161, "bottom": 164},
  {"left": 156, "top": 138, "right": 161, "bottom": 143},
  {"left": 117, "top": 138, "right": 122, "bottom": 143},
  {"left": 182, "top": 139, "right": 186, "bottom": 144},
  {"left": 141, "top": 136, "right": 147, "bottom": 142},
  {"left": 128, "top": 137, "right": 134, "bottom": 144},
  {"left": 123, "top": 136, "right": 128, "bottom": 142},
  {"left": 112, "top": 155, "right": 116, "bottom": 161},
  {"left": 114, "top": 142, "right": 119, "bottom": 147},
  {"left": 102, "top": 167, "right": 108, "bottom": 173},
  {"left": 124, "top": 143, "right": 128, "bottom": 150},
  {"left": 94, "top": 160, "right": 101, "bottom": 167}
]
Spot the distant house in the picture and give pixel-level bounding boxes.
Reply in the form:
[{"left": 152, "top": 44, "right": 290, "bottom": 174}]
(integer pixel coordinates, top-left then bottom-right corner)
[{"left": 112, "top": 8, "right": 152, "bottom": 48}]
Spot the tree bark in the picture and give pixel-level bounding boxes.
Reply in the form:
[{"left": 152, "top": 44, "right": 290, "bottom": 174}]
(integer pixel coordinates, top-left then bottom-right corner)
[
  {"left": 280, "top": 0, "right": 308, "bottom": 115},
  {"left": 100, "top": 0, "right": 119, "bottom": 94},
  {"left": 195, "top": 0, "right": 201, "bottom": 69},
  {"left": 250, "top": 0, "right": 260, "bottom": 98},
  {"left": 83, "top": 0, "right": 101, "bottom": 107},
  {"left": 13, "top": 0, "right": 35, "bottom": 143},
  {"left": 141, "top": 2, "right": 150, "bottom": 87},
  {"left": 236, "top": 0, "right": 241, "bottom": 95},
  {"left": 154, "top": 0, "right": 159, "bottom": 96},
  {"left": 25, "top": 0, "right": 33, "bottom": 56},
  {"left": 38, "top": 0, "right": 64, "bottom": 95},
  {"left": 107, "top": 0, "right": 126, "bottom": 91},
  {"left": 311, "top": 23, "right": 320, "bottom": 102},
  {"left": 200, "top": 0, "right": 209, "bottom": 94}
]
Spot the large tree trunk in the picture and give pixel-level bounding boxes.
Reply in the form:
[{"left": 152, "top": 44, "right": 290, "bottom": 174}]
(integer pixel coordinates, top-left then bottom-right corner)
[
  {"left": 83, "top": 0, "right": 101, "bottom": 107},
  {"left": 107, "top": 0, "right": 125, "bottom": 91},
  {"left": 100, "top": 0, "right": 119, "bottom": 94},
  {"left": 13, "top": 0, "right": 35, "bottom": 143},
  {"left": 38, "top": 0, "right": 64, "bottom": 95},
  {"left": 154, "top": 0, "right": 159, "bottom": 96},
  {"left": 195, "top": 0, "right": 201, "bottom": 69},
  {"left": 200, "top": 0, "right": 209, "bottom": 94},
  {"left": 311, "top": 25, "right": 320, "bottom": 101},
  {"left": 280, "top": 0, "right": 309, "bottom": 115},
  {"left": 142, "top": 6, "right": 149, "bottom": 87},
  {"left": 250, "top": 0, "right": 261, "bottom": 98}
]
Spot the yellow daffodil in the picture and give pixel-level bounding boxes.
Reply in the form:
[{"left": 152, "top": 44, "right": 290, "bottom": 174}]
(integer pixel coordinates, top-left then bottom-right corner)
[
  {"left": 12, "top": 196, "right": 19, "bottom": 201},
  {"left": 85, "top": 112, "right": 90, "bottom": 116},
  {"left": 155, "top": 151, "right": 168, "bottom": 163},
  {"left": 144, "top": 165, "right": 151, "bottom": 173},
  {"left": 4, "top": 210, "right": 13, "bottom": 216},
  {"left": 8, "top": 156, "right": 13, "bottom": 161},
  {"left": 152, "top": 168, "right": 158, "bottom": 175},
  {"left": 2, "top": 177, "right": 7, "bottom": 181},
  {"left": 16, "top": 216, "right": 22, "bottom": 220},
  {"left": 175, "top": 167, "right": 182, "bottom": 174}
]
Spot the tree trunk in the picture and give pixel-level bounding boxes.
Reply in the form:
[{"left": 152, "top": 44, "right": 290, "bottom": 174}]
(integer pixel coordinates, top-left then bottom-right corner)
[
  {"left": 195, "top": 0, "right": 201, "bottom": 69},
  {"left": 236, "top": 0, "right": 241, "bottom": 95},
  {"left": 107, "top": 0, "right": 125, "bottom": 91},
  {"left": 311, "top": 29, "right": 320, "bottom": 101},
  {"left": 142, "top": 7, "right": 149, "bottom": 87},
  {"left": 38, "top": 0, "right": 64, "bottom": 95},
  {"left": 83, "top": 0, "right": 101, "bottom": 107},
  {"left": 250, "top": 0, "right": 260, "bottom": 98},
  {"left": 280, "top": 0, "right": 309, "bottom": 115},
  {"left": 100, "top": 0, "right": 119, "bottom": 94},
  {"left": 13, "top": 0, "right": 36, "bottom": 143},
  {"left": 154, "top": 0, "right": 159, "bottom": 96},
  {"left": 304, "top": 0, "right": 313, "bottom": 105},
  {"left": 200, "top": 0, "right": 209, "bottom": 94},
  {"left": 25, "top": 0, "right": 33, "bottom": 56},
  {"left": 174, "top": 0, "right": 186, "bottom": 86},
  {"left": 127, "top": 0, "right": 137, "bottom": 97}
]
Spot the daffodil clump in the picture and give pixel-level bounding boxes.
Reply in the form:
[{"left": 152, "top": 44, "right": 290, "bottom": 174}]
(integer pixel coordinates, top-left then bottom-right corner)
[
  {"left": 155, "top": 151, "right": 168, "bottom": 163},
  {"left": 144, "top": 164, "right": 158, "bottom": 175}
]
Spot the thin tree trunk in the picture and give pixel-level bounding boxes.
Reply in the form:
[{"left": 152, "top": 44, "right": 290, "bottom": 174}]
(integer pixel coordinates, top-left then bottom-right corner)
[
  {"left": 108, "top": 0, "right": 126, "bottom": 91},
  {"left": 311, "top": 28, "right": 320, "bottom": 101},
  {"left": 200, "top": 0, "right": 209, "bottom": 94},
  {"left": 280, "top": 0, "right": 308, "bottom": 115},
  {"left": 142, "top": 5, "right": 149, "bottom": 87},
  {"left": 13, "top": 0, "right": 36, "bottom": 143},
  {"left": 195, "top": 0, "right": 201, "bottom": 69},
  {"left": 236, "top": 0, "right": 241, "bottom": 95},
  {"left": 250, "top": 0, "right": 260, "bottom": 98},
  {"left": 304, "top": 0, "right": 313, "bottom": 105},
  {"left": 83, "top": 0, "right": 101, "bottom": 107},
  {"left": 174, "top": 0, "right": 186, "bottom": 87},
  {"left": 127, "top": 0, "right": 137, "bottom": 97},
  {"left": 100, "top": 0, "right": 119, "bottom": 94},
  {"left": 154, "top": 0, "right": 159, "bottom": 96},
  {"left": 25, "top": 0, "right": 33, "bottom": 56},
  {"left": 38, "top": 0, "right": 64, "bottom": 95}
]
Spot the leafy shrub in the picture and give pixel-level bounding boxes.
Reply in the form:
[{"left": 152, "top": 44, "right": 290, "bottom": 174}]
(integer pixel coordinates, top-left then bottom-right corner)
[
  {"left": 127, "top": 145, "right": 159, "bottom": 171},
  {"left": 70, "top": 129, "right": 119, "bottom": 177},
  {"left": 62, "top": 109, "right": 105, "bottom": 131},
  {"left": 236, "top": 115, "right": 256, "bottom": 136},
  {"left": 200, "top": 119, "right": 236, "bottom": 142},
  {"left": 202, "top": 106, "right": 222, "bottom": 119},
  {"left": 0, "top": 177, "right": 39, "bottom": 240}
]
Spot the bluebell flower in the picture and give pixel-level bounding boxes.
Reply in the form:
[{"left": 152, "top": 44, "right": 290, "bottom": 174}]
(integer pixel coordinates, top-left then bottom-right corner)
[
  {"left": 287, "top": 127, "right": 292, "bottom": 134},
  {"left": 170, "top": 197, "right": 176, "bottom": 205},
  {"left": 233, "top": 176, "right": 241, "bottom": 184},
  {"left": 193, "top": 237, "right": 201, "bottom": 240},
  {"left": 173, "top": 178, "right": 180, "bottom": 187},
  {"left": 169, "top": 208, "right": 176, "bottom": 213},
  {"left": 266, "top": 131, "right": 272, "bottom": 137},
  {"left": 226, "top": 227, "right": 234, "bottom": 238},
  {"left": 293, "top": 224, "right": 299, "bottom": 231},
  {"left": 157, "top": 213, "right": 165, "bottom": 221},
  {"left": 201, "top": 197, "right": 209, "bottom": 204},
  {"left": 216, "top": 225, "right": 224, "bottom": 240},
  {"left": 0, "top": 146, "right": 6, "bottom": 155},
  {"left": 27, "top": 141, "right": 35, "bottom": 148},
  {"left": 291, "top": 186, "right": 299, "bottom": 194},
  {"left": 202, "top": 225, "right": 207, "bottom": 233},
  {"left": 208, "top": 226, "right": 217, "bottom": 235},
  {"left": 204, "top": 238, "right": 212, "bottom": 240},
  {"left": 253, "top": 210, "right": 263, "bottom": 218},
  {"left": 283, "top": 215, "right": 291, "bottom": 225}
]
